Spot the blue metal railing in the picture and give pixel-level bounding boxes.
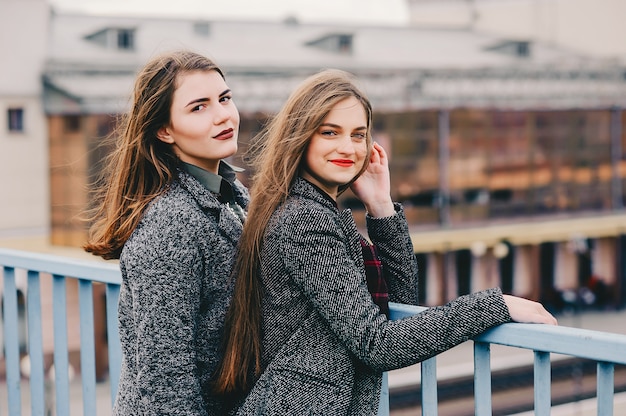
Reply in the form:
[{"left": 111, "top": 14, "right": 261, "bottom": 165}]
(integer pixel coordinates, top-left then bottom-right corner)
[
  {"left": 390, "top": 303, "right": 626, "bottom": 415},
  {"left": 1, "top": 248, "right": 121, "bottom": 416},
  {"left": 2, "top": 247, "right": 626, "bottom": 415}
]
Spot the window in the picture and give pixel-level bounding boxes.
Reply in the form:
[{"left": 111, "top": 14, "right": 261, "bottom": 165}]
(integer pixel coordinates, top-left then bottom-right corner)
[
  {"left": 484, "top": 40, "right": 532, "bottom": 58},
  {"left": 337, "top": 34, "right": 352, "bottom": 53},
  {"left": 85, "top": 27, "right": 136, "bottom": 50},
  {"left": 117, "top": 29, "right": 134, "bottom": 50},
  {"left": 305, "top": 33, "right": 354, "bottom": 55},
  {"left": 8, "top": 108, "right": 24, "bottom": 132}
]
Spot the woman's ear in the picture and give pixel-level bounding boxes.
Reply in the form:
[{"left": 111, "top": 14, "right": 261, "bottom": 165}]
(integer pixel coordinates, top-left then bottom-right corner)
[{"left": 156, "top": 126, "right": 175, "bottom": 144}]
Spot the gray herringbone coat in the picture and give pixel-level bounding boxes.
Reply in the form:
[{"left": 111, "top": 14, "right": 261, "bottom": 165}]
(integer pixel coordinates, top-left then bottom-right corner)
[
  {"left": 237, "top": 178, "right": 511, "bottom": 415},
  {"left": 114, "top": 169, "right": 249, "bottom": 416}
]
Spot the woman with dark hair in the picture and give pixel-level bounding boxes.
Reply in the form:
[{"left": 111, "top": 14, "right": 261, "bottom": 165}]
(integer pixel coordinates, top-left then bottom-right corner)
[
  {"left": 215, "top": 69, "right": 556, "bottom": 415},
  {"left": 85, "top": 50, "right": 248, "bottom": 415}
]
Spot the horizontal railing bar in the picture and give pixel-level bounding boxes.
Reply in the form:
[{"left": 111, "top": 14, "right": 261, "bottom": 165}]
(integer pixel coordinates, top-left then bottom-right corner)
[
  {"left": 390, "top": 302, "right": 626, "bottom": 366},
  {"left": 476, "top": 324, "right": 626, "bottom": 365},
  {"left": 0, "top": 248, "right": 121, "bottom": 284},
  {"left": 388, "top": 302, "right": 427, "bottom": 318}
]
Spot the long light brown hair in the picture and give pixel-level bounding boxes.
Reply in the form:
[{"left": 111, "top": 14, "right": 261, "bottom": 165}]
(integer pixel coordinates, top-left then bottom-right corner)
[
  {"left": 214, "top": 69, "right": 373, "bottom": 394},
  {"left": 83, "top": 50, "right": 224, "bottom": 259}
]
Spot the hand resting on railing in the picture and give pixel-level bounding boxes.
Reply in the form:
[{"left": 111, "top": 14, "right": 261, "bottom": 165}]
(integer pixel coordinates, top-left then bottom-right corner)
[{"left": 503, "top": 294, "right": 558, "bottom": 326}]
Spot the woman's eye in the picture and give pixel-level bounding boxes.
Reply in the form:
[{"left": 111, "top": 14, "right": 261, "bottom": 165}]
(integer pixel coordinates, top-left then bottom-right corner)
[
  {"left": 353, "top": 132, "right": 367, "bottom": 140},
  {"left": 191, "top": 104, "right": 206, "bottom": 112},
  {"left": 220, "top": 95, "right": 232, "bottom": 103},
  {"left": 320, "top": 130, "right": 337, "bottom": 136}
]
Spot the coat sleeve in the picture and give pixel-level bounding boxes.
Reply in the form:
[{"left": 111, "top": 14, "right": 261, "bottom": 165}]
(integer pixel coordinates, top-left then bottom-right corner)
[
  {"left": 120, "top": 214, "right": 208, "bottom": 416},
  {"left": 366, "top": 203, "right": 419, "bottom": 305},
  {"left": 278, "top": 207, "right": 512, "bottom": 372}
]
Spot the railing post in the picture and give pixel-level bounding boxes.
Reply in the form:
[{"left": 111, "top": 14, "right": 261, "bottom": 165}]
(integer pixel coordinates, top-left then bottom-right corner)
[
  {"left": 597, "top": 361, "right": 615, "bottom": 416},
  {"left": 474, "top": 341, "right": 492, "bottom": 416},
  {"left": 52, "top": 274, "right": 70, "bottom": 416},
  {"left": 421, "top": 357, "right": 438, "bottom": 415},
  {"left": 2, "top": 266, "right": 22, "bottom": 416},
  {"left": 26, "top": 270, "right": 46, "bottom": 415},
  {"left": 79, "top": 279, "right": 97, "bottom": 415},
  {"left": 106, "top": 283, "right": 122, "bottom": 405},
  {"left": 533, "top": 351, "right": 551, "bottom": 415},
  {"left": 377, "top": 372, "right": 389, "bottom": 416}
]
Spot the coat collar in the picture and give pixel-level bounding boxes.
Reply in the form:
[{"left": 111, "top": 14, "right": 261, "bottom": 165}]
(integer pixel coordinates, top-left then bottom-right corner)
[
  {"left": 177, "top": 164, "right": 249, "bottom": 212},
  {"left": 291, "top": 177, "right": 338, "bottom": 211}
]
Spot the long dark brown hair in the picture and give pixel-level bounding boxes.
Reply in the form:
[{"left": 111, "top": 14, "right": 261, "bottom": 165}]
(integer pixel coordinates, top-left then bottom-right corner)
[
  {"left": 83, "top": 50, "right": 224, "bottom": 259},
  {"left": 214, "top": 69, "right": 373, "bottom": 394}
]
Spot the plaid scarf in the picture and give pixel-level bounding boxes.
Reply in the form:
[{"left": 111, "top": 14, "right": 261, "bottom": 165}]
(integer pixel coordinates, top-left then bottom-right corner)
[{"left": 360, "top": 236, "right": 389, "bottom": 317}]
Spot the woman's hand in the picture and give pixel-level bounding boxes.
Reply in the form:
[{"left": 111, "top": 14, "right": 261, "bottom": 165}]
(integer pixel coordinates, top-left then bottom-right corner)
[
  {"left": 351, "top": 142, "right": 395, "bottom": 218},
  {"left": 503, "top": 295, "right": 558, "bottom": 325}
]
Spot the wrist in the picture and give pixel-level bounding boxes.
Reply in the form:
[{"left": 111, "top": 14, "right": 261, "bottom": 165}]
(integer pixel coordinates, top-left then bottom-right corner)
[{"left": 365, "top": 199, "right": 395, "bottom": 218}]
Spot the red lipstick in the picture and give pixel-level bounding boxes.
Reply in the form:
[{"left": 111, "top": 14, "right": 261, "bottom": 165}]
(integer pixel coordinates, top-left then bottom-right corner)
[
  {"left": 213, "top": 128, "right": 234, "bottom": 140},
  {"left": 330, "top": 159, "right": 354, "bottom": 167}
]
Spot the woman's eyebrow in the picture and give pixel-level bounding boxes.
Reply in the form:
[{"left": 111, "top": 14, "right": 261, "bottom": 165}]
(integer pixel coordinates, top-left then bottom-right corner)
[
  {"left": 185, "top": 97, "right": 208, "bottom": 107},
  {"left": 185, "top": 89, "right": 231, "bottom": 107},
  {"left": 320, "top": 123, "right": 367, "bottom": 130}
]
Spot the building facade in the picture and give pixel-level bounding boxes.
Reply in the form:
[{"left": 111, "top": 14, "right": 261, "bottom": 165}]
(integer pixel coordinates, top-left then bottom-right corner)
[
  {"left": 0, "top": 0, "right": 49, "bottom": 237},
  {"left": 2, "top": 5, "right": 624, "bottom": 308}
]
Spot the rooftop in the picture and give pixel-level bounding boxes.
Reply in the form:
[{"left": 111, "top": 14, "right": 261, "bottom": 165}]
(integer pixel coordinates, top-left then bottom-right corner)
[{"left": 43, "top": 12, "right": 626, "bottom": 114}]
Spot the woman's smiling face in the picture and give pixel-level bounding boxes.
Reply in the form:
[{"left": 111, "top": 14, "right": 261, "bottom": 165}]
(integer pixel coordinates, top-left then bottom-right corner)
[
  {"left": 301, "top": 96, "right": 368, "bottom": 198},
  {"left": 157, "top": 69, "right": 240, "bottom": 173}
]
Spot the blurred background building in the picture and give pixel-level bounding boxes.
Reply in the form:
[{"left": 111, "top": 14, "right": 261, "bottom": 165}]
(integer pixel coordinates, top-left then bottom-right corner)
[{"left": 2, "top": 0, "right": 626, "bottom": 312}]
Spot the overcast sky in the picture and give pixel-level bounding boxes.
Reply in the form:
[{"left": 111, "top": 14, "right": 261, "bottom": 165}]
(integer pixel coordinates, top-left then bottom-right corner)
[{"left": 48, "top": 0, "right": 410, "bottom": 25}]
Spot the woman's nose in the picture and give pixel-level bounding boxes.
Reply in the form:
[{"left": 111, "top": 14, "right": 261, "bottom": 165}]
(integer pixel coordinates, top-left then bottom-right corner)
[
  {"left": 336, "top": 135, "right": 356, "bottom": 154},
  {"left": 213, "top": 104, "right": 231, "bottom": 124}
]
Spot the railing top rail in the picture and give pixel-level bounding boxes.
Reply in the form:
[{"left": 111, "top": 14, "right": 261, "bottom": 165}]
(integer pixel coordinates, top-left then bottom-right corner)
[
  {"left": 475, "top": 322, "right": 626, "bottom": 365},
  {"left": 0, "top": 247, "right": 121, "bottom": 284},
  {"left": 390, "top": 302, "right": 626, "bottom": 366}
]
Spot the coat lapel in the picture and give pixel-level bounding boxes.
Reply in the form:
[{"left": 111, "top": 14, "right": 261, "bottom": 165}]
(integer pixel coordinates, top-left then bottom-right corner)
[
  {"left": 216, "top": 204, "right": 244, "bottom": 244},
  {"left": 292, "top": 178, "right": 364, "bottom": 268},
  {"left": 339, "top": 209, "right": 364, "bottom": 269},
  {"left": 177, "top": 171, "right": 243, "bottom": 245}
]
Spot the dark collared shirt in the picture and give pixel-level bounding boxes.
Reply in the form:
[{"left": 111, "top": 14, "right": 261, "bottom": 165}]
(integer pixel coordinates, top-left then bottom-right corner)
[{"left": 182, "top": 161, "right": 247, "bottom": 223}]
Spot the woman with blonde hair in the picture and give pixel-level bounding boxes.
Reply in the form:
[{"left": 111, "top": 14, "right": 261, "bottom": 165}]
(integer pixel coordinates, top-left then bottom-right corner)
[
  {"left": 215, "top": 68, "right": 556, "bottom": 415},
  {"left": 84, "top": 50, "right": 248, "bottom": 415}
]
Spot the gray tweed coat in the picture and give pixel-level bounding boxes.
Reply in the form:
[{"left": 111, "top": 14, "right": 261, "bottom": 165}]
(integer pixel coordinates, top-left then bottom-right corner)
[
  {"left": 114, "top": 168, "right": 249, "bottom": 416},
  {"left": 236, "top": 178, "right": 511, "bottom": 415}
]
